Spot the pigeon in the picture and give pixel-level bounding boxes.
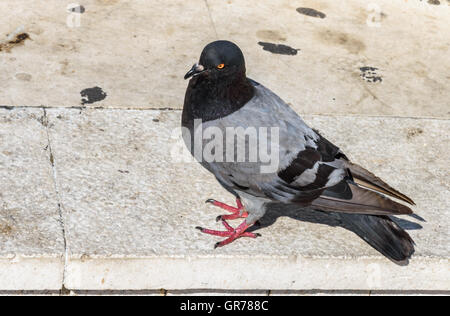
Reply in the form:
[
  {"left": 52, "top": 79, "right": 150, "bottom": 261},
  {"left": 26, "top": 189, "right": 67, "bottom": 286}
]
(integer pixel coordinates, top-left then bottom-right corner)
[{"left": 182, "top": 40, "right": 415, "bottom": 263}]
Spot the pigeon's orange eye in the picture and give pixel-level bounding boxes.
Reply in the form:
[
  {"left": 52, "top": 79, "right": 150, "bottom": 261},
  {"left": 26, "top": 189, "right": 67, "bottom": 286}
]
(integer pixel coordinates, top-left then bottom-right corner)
[{"left": 217, "top": 63, "right": 225, "bottom": 69}]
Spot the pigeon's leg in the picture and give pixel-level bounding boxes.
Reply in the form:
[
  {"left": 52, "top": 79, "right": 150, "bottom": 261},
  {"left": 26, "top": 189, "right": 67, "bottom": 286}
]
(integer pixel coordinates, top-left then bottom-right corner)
[
  {"left": 196, "top": 220, "right": 260, "bottom": 248},
  {"left": 205, "top": 198, "right": 249, "bottom": 221}
]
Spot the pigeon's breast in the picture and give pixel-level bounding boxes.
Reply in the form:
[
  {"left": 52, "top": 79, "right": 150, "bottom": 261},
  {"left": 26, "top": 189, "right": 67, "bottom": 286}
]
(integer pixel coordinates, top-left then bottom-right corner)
[{"left": 191, "top": 82, "right": 320, "bottom": 173}]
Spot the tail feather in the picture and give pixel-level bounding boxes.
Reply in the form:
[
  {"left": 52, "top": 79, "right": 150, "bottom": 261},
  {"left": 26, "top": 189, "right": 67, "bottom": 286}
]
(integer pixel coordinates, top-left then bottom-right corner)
[
  {"left": 313, "top": 182, "right": 413, "bottom": 216},
  {"left": 337, "top": 213, "right": 415, "bottom": 263},
  {"left": 343, "top": 160, "right": 415, "bottom": 205},
  {"left": 309, "top": 160, "right": 416, "bottom": 263}
]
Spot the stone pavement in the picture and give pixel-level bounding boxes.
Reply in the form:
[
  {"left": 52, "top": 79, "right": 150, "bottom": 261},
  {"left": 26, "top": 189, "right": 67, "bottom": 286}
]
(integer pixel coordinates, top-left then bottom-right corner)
[
  {"left": 0, "top": 107, "right": 448, "bottom": 291},
  {"left": 0, "top": 0, "right": 449, "bottom": 293},
  {"left": 0, "top": 0, "right": 449, "bottom": 116}
]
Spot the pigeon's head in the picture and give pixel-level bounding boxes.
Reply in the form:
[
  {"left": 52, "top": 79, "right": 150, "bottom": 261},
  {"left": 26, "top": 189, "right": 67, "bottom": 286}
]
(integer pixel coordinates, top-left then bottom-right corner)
[{"left": 184, "top": 40, "right": 246, "bottom": 81}]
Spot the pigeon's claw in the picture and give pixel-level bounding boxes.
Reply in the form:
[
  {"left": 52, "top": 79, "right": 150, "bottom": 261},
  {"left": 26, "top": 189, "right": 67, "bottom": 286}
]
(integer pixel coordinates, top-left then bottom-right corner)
[
  {"left": 206, "top": 198, "right": 248, "bottom": 220},
  {"left": 216, "top": 212, "right": 248, "bottom": 222},
  {"left": 199, "top": 199, "right": 257, "bottom": 247},
  {"left": 196, "top": 220, "right": 260, "bottom": 248},
  {"left": 205, "top": 198, "right": 243, "bottom": 213}
]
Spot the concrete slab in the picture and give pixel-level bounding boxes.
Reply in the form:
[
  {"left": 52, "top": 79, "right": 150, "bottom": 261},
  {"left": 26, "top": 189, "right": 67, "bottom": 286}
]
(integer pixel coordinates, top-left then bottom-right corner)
[
  {"left": 0, "top": 0, "right": 216, "bottom": 109},
  {"left": 45, "top": 108, "right": 449, "bottom": 290},
  {"left": 207, "top": 0, "right": 450, "bottom": 117},
  {"left": 166, "top": 290, "right": 269, "bottom": 296},
  {"left": 269, "top": 290, "right": 370, "bottom": 296},
  {"left": 0, "top": 108, "right": 64, "bottom": 290},
  {"left": 0, "top": 0, "right": 448, "bottom": 117}
]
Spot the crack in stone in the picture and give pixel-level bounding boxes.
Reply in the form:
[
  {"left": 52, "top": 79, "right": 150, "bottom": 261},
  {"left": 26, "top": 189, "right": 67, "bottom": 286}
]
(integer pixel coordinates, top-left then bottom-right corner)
[
  {"left": 204, "top": 0, "right": 218, "bottom": 39},
  {"left": 0, "top": 105, "right": 182, "bottom": 112},
  {"left": 42, "top": 108, "right": 68, "bottom": 291},
  {"left": 0, "top": 106, "right": 447, "bottom": 121}
]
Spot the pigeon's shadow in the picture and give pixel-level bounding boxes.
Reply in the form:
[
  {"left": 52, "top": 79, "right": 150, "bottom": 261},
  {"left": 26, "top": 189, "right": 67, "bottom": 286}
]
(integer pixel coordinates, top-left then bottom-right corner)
[{"left": 247, "top": 202, "right": 423, "bottom": 236}]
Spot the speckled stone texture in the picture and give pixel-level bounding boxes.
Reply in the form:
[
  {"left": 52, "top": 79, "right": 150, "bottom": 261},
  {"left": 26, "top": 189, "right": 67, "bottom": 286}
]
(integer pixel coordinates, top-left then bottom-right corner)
[
  {"left": 0, "top": 0, "right": 216, "bottom": 109},
  {"left": 45, "top": 108, "right": 449, "bottom": 290},
  {"left": 0, "top": 0, "right": 449, "bottom": 117},
  {"left": 0, "top": 108, "right": 64, "bottom": 290}
]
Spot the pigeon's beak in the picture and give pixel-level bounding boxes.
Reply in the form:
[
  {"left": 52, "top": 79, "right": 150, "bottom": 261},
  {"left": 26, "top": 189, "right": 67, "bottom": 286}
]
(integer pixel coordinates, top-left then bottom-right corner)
[{"left": 184, "top": 63, "right": 205, "bottom": 80}]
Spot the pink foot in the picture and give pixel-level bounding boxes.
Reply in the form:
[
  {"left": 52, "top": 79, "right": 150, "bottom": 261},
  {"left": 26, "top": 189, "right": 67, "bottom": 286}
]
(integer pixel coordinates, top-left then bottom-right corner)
[
  {"left": 196, "top": 220, "right": 261, "bottom": 248},
  {"left": 205, "top": 198, "right": 248, "bottom": 221}
]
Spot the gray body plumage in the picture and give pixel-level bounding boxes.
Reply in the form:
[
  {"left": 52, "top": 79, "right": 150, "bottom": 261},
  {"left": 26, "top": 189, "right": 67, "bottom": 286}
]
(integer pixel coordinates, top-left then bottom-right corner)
[{"left": 187, "top": 80, "right": 346, "bottom": 224}]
